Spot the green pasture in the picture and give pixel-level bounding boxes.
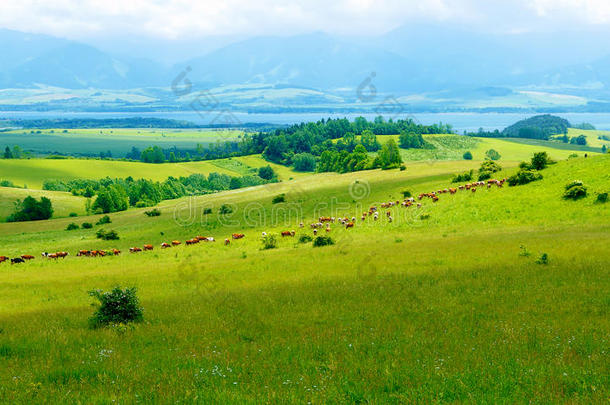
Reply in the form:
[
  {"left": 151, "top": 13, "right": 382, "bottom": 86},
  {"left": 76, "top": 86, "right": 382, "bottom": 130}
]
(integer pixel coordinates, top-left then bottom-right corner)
[
  {"left": 0, "top": 128, "right": 243, "bottom": 157},
  {"left": 0, "top": 152, "right": 608, "bottom": 402},
  {"left": 0, "top": 187, "right": 87, "bottom": 222}
]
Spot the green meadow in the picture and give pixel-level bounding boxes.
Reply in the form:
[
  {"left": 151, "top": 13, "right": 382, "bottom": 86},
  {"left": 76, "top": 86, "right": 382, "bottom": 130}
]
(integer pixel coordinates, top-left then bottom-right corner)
[
  {"left": 0, "top": 128, "right": 243, "bottom": 157},
  {"left": 0, "top": 151, "right": 608, "bottom": 403}
]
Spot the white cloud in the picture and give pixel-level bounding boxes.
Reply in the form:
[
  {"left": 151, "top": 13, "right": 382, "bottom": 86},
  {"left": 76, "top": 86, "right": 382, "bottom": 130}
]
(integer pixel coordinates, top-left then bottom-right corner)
[{"left": 0, "top": 0, "right": 609, "bottom": 40}]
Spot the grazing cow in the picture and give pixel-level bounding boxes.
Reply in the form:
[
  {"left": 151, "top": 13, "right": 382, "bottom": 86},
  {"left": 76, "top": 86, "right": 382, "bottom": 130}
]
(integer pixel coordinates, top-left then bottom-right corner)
[
  {"left": 48, "top": 253, "right": 59, "bottom": 259},
  {"left": 281, "top": 231, "right": 295, "bottom": 237},
  {"left": 186, "top": 239, "right": 199, "bottom": 245},
  {"left": 143, "top": 244, "right": 154, "bottom": 251},
  {"left": 77, "top": 250, "right": 90, "bottom": 257},
  {"left": 129, "top": 247, "right": 142, "bottom": 253},
  {"left": 299, "top": 222, "right": 304, "bottom": 228},
  {"left": 224, "top": 238, "right": 231, "bottom": 245},
  {"left": 161, "top": 242, "right": 171, "bottom": 248},
  {"left": 472, "top": 188, "right": 477, "bottom": 193},
  {"left": 172, "top": 240, "right": 181, "bottom": 246},
  {"left": 111, "top": 249, "right": 121, "bottom": 256},
  {"left": 0, "top": 256, "right": 8, "bottom": 263},
  {"left": 56, "top": 252, "right": 68, "bottom": 259},
  {"left": 261, "top": 232, "right": 267, "bottom": 237},
  {"left": 98, "top": 250, "right": 107, "bottom": 257},
  {"left": 203, "top": 237, "right": 215, "bottom": 242},
  {"left": 345, "top": 222, "right": 354, "bottom": 229},
  {"left": 11, "top": 257, "right": 25, "bottom": 264},
  {"left": 313, "top": 229, "right": 318, "bottom": 235},
  {"left": 21, "top": 255, "right": 34, "bottom": 261},
  {"left": 232, "top": 233, "right": 245, "bottom": 240},
  {"left": 388, "top": 216, "right": 393, "bottom": 223}
]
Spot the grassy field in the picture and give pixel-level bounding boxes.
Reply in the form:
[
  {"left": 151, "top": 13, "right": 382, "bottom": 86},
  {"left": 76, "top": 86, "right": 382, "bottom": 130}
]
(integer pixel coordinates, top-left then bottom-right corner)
[
  {"left": 0, "top": 128, "right": 243, "bottom": 157},
  {"left": 551, "top": 128, "right": 610, "bottom": 149},
  {"left": 0, "top": 186, "right": 86, "bottom": 222},
  {"left": 0, "top": 153, "right": 608, "bottom": 403},
  {"left": 376, "top": 134, "right": 601, "bottom": 163}
]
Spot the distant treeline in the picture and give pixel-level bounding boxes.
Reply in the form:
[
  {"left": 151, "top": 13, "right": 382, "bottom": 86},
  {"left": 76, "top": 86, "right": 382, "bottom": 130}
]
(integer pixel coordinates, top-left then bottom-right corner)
[
  {"left": 0, "top": 118, "right": 281, "bottom": 130},
  {"left": 43, "top": 169, "right": 278, "bottom": 214}
]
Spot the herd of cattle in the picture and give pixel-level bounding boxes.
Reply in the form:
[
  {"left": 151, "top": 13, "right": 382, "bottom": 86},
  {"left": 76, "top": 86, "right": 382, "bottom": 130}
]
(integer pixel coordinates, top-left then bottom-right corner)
[{"left": 0, "top": 178, "right": 506, "bottom": 265}]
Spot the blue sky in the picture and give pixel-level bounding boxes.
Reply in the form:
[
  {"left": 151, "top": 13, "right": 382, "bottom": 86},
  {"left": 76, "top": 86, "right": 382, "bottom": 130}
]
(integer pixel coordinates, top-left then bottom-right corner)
[{"left": 1, "top": 0, "right": 609, "bottom": 40}]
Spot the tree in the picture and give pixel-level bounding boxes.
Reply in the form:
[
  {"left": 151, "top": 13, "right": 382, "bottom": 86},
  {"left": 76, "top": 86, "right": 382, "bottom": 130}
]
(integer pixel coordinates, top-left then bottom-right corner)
[
  {"left": 169, "top": 152, "right": 178, "bottom": 162},
  {"left": 292, "top": 153, "right": 317, "bottom": 171},
  {"left": 603, "top": 145, "right": 607, "bottom": 154},
  {"left": 399, "top": 132, "right": 425, "bottom": 149},
  {"left": 360, "top": 130, "right": 380, "bottom": 152},
  {"left": 6, "top": 196, "right": 53, "bottom": 222},
  {"left": 463, "top": 151, "right": 473, "bottom": 160},
  {"left": 140, "top": 146, "right": 165, "bottom": 163},
  {"left": 263, "top": 135, "right": 288, "bottom": 163},
  {"left": 379, "top": 139, "right": 402, "bottom": 169},
  {"left": 258, "top": 165, "right": 276, "bottom": 180},
  {"left": 3, "top": 146, "right": 13, "bottom": 159},
  {"left": 12, "top": 146, "right": 22, "bottom": 159},
  {"left": 485, "top": 149, "right": 501, "bottom": 161},
  {"left": 531, "top": 151, "right": 550, "bottom": 171}
]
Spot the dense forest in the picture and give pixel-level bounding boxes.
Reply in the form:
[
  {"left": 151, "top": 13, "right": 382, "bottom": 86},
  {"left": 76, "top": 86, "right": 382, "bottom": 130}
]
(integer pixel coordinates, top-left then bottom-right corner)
[{"left": 466, "top": 114, "right": 571, "bottom": 140}]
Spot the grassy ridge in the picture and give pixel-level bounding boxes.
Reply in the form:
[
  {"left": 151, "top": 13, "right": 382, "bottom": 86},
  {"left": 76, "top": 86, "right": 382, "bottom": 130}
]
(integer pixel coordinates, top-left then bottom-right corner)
[
  {"left": 0, "top": 154, "right": 608, "bottom": 402},
  {"left": 0, "top": 187, "right": 86, "bottom": 222}
]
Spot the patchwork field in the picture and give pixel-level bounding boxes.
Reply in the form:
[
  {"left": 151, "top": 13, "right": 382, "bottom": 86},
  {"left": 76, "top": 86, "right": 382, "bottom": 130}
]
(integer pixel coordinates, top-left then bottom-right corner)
[
  {"left": 0, "top": 128, "right": 244, "bottom": 157},
  {"left": 0, "top": 153, "right": 608, "bottom": 403}
]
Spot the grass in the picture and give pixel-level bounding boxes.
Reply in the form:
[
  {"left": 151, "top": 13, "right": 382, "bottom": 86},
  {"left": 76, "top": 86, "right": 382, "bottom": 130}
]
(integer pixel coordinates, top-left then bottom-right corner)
[
  {"left": 0, "top": 153, "right": 608, "bottom": 402},
  {"left": 0, "top": 128, "right": 243, "bottom": 157},
  {"left": 0, "top": 186, "right": 87, "bottom": 222}
]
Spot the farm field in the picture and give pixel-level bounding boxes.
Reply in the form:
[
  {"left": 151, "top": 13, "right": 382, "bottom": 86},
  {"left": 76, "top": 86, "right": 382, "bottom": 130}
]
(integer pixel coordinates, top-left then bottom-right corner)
[
  {"left": 375, "top": 133, "right": 601, "bottom": 162},
  {"left": 0, "top": 128, "right": 244, "bottom": 157},
  {"left": 0, "top": 154, "right": 608, "bottom": 403},
  {"left": 0, "top": 186, "right": 86, "bottom": 222},
  {"left": 555, "top": 128, "right": 610, "bottom": 148}
]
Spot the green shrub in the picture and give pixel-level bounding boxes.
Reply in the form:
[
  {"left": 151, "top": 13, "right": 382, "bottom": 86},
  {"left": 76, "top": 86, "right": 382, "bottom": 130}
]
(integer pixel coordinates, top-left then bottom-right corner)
[
  {"left": 401, "top": 190, "right": 412, "bottom": 198},
  {"left": 261, "top": 234, "right": 278, "bottom": 250},
  {"left": 96, "top": 229, "right": 119, "bottom": 240},
  {"left": 563, "top": 181, "right": 587, "bottom": 200},
  {"left": 480, "top": 160, "right": 502, "bottom": 174},
  {"left": 6, "top": 196, "right": 53, "bottom": 222},
  {"left": 478, "top": 171, "right": 492, "bottom": 181},
  {"left": 596, "top": 192, "right": 608, "bottom": 203},
  {"left": 82, "top": 222, "right": 93, "bottom": 229},
  {"left": 507, "top": 170, "right": 543, "bottom": 186},
  {"left": 219, "top": 204, "right": 233, "bottom": 214},
  {"left": 66, "top": 223, "right": 79, "bottom": 231},
  {"left": 272, "top": 194, "right": 286, "bottom": 204},
  {"left": 463, "top": 151, "right": 473, "bottom": 160},
  {"left": 203, "top": 208, "right": 213, "bottom": 215},
  {"left": 88, "top": 287, "right": 143, "bottom": 328},
  {"left": 452, "top": 170, "right": 474, "bottom": 183},
  {"left": 399, "top": 165, "right": 406, "bottom": 171},
  {"left": 531, "top": 151, "right": 552, "bottom": 170},
  {"left": 96, "top": 215, "right": 111, "bottom": 225},
  {"left": 69, "top": 212, "right": 78, "bottom": 217},
  {"left": 485, "top": 149, "right": 501, "bottom": 160},
  {"left": 536, "top": 253, "right": 549, "bottom": 265},
  {"left": 313, "top": 236, "right": 334, "bottom": 247},
  {"left": 144, "top": 208, "right": 161, "bottom": 217},
  {"left": 298, "top": 234, "right": 313, "bottom": 244}
]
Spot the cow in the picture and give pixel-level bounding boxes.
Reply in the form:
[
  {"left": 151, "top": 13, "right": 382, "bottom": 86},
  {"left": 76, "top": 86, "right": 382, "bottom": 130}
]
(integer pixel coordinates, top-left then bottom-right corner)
[
  {"left": 57, "top": 252, "right": 68, "bottom": 258},
  {"left": 21, "top": 255, "right": 34, "bottom": 261},
  {"left": 11, "top": 257, "right": 25, "bottom": 264},
  {"left": 345, "top": 222, "right": 354, "bottom": 229},
  {"left": 47, "top": 253, "right": 59, "bottom": 259},
  {"left": 129, "top": 247, "right": 142, "bottom": 253},
  {"left": 143, "top": 244, "right": 154, "bottom": 251},
  {"left": 202, "top": 237, "right": 215, "bottom": 242},
  {"left": 161, "top": 242, "right": 171, "bottom": 248},
  {"left": 111, "top": 249, "right": 121, "bottom": 256},
  {"left": 261, "top": 232, "right": 267, "bottom": 237},
  {"left": 0, "top": 256, "right": 8, "bottom": 263},
  {"left": 232, "top": 233, "right": 245, "bottom": 240},
  {"left": 77, "top": 250, "right": 90, "bottom": 257},
  {"left": 281, "top": 231, "right": 295, "bottom": 237},
  {"left": 224, "top": 238, "right": 231, "bottom": 245},
  {"left": 313, "top": 229, "right": 318, "bottom": 235},
  {"left": 171, "top": 240, "right": 181, "bottom": 246},
  {"left": 185, "top": 239, "right": 199, "bottom": 245}
]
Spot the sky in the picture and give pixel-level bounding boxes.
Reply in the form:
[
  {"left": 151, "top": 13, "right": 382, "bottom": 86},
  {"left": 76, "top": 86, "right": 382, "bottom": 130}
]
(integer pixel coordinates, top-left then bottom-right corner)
[{"left": 1, "top": 0, "right": 610, "bottom": 41}]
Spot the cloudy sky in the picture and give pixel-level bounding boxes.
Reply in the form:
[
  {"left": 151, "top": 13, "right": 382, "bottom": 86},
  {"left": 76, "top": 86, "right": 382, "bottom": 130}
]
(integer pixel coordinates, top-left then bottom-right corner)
[{"left": 1, "top": 0, "right": 610, "bottom": 40}]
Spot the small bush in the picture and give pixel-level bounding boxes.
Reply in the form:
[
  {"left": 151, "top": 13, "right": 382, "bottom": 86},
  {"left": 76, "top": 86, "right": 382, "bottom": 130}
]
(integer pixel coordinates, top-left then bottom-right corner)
[
  {"left": 203, "top": 208, "right": 212, "bottom": 215},
  {"left": 531, "top": 152, "right": 553, "bottom": 170},
  {"left": 272, "top": 194, "right": 286, "bottom": 204},
  {"left": 219, "top": 204, "right": 233, "bottom": 214},
  {"left": 420, "top": 214, "right": 430, "bottom": 220},
  {"left": 568, "top": 153, "right": 578, "bottom": 159},
  {"left": 463, "top": 151, "right": 473, "bottom": 160},
  {"left": 96, "top": 215, "right": 111, "bottom": 225},
  {"left": 478, "top": 171, "right": 492, "bottom": 181},
  {"left": 144, "top": 208, "right": 161, "bottom": 217},
  {"left": 261, "top": 234, "right": 278, "bottom": 250},
  {"left": 88, "top": 287, "right": 143, "bottom": 328},
  {"left": 399, "top": 165, "right": 406, "bottom": 171},
  {"left": 480, "top": 160, "right": 502, "bottom": 174},
  {"left": 507, "top": 170, "right": 543, "bottom": 186},
  {"left": 452, "top": 170, "right": 474, "bottom": 183},
  {"left": 563, "top": 181, "right": 587, "bottom": 200},
  {"left": 485, "top": 149, "right": 501, "bottom": 161},
  {"left": 536, "top": 253, "right": 549, "bottom": 265},
  {"left": 66, "top": 223, "right": 79, "bottom": 231},
  {"left": 96, "top": 229, "right": 119, "bottom": 240},
  {"left": 82, "top": 222, "right": 93, "bottom": 229},
  {"left": 298, "top": 234, "right": 313, "bottom": 244},
  {"left": 401, "top": 190, "right": 412, "bottom": 198},
  {"left": 596, "top": 192, "right": 608, "bottom": 203},
  {"left": 69, "top": 212, "right": 78, "bottom": 217},
  {"left": 313, "top": 236, "right": 334, "bottom": 247}
]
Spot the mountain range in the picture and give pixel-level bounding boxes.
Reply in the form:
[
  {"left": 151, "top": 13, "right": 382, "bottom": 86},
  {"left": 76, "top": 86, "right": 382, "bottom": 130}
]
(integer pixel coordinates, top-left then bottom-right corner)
[{"left": 2, "top": 26, "right": 610, "bottom": 111}]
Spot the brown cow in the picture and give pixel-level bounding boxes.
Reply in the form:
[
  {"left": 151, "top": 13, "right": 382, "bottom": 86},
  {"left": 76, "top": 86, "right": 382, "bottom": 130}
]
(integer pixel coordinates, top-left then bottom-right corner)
[
  {"left": 77, "top": 250, "right": 90, "bottom": 257},
  {"left": 143, "top": 244, "right": 154, "bottom": 251},
  {"left": 129, "top": 247, "right": 142, "bottom": 253},
  {"left": 0, "top": 256, "right": 8, "bottom": 263},
  {"left": 57, "top": 252, "right": 68, "bottom": 258},
  {"left": 21, "top": 255, "right": 35, "bottom": 261},
  {"left": 161, "top": 242, "right": 171, "bottom": 248},
  {"left": 224, "top": 238, "right": 231, "bottom": 245},
  {"left": 111, "top": 249, "right": 121, "bottom": 256},
  {"left": 232, "top": 233, "right": 245, "bottom": 240},
  {"left": 345, "top": 222, "right": 354, "bottom": 229},
  {"left": 171, "top": 240, "right": 181, "bottom": 246},
  {"left": 281, "top": 231, "right": 295, "bottom": 237},
  {"left": 186, "top": 238, "right": 199, "bottom": 245}
]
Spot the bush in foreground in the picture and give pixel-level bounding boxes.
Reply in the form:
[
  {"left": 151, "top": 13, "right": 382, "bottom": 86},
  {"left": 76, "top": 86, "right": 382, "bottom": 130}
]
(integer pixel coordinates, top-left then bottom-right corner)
[
  {"left": 298, "top": 235, "right": 313, "bottom": 244},
  {"left": 507, "top": 170, "right": 543, "bottom": 186},
  {"left": 7, "top": 196, "right": 53, "bottom": 222},
  {"left": 66, "top": 223, "right": 79, "bottom": 231},
  {"left": 88, "top": 287, "right": 143, "bottom": 328},
  {"left": 596, "top": 192, "right": 608, "bottom": 203},
  {"left": 261, "top": 234, "right": 278, "bottom": 250},
  {"left": 313, "top": 236, "right": 334, "bottom": 247},
  {"left": 563, "top": 181, "right": 587, "bottom": 200}
]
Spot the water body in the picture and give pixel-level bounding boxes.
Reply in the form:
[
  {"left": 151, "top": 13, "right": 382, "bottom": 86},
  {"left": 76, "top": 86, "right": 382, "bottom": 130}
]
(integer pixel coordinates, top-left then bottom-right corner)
[{"left": 2, "top": 111, "right": 610, "bottom": 132}]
